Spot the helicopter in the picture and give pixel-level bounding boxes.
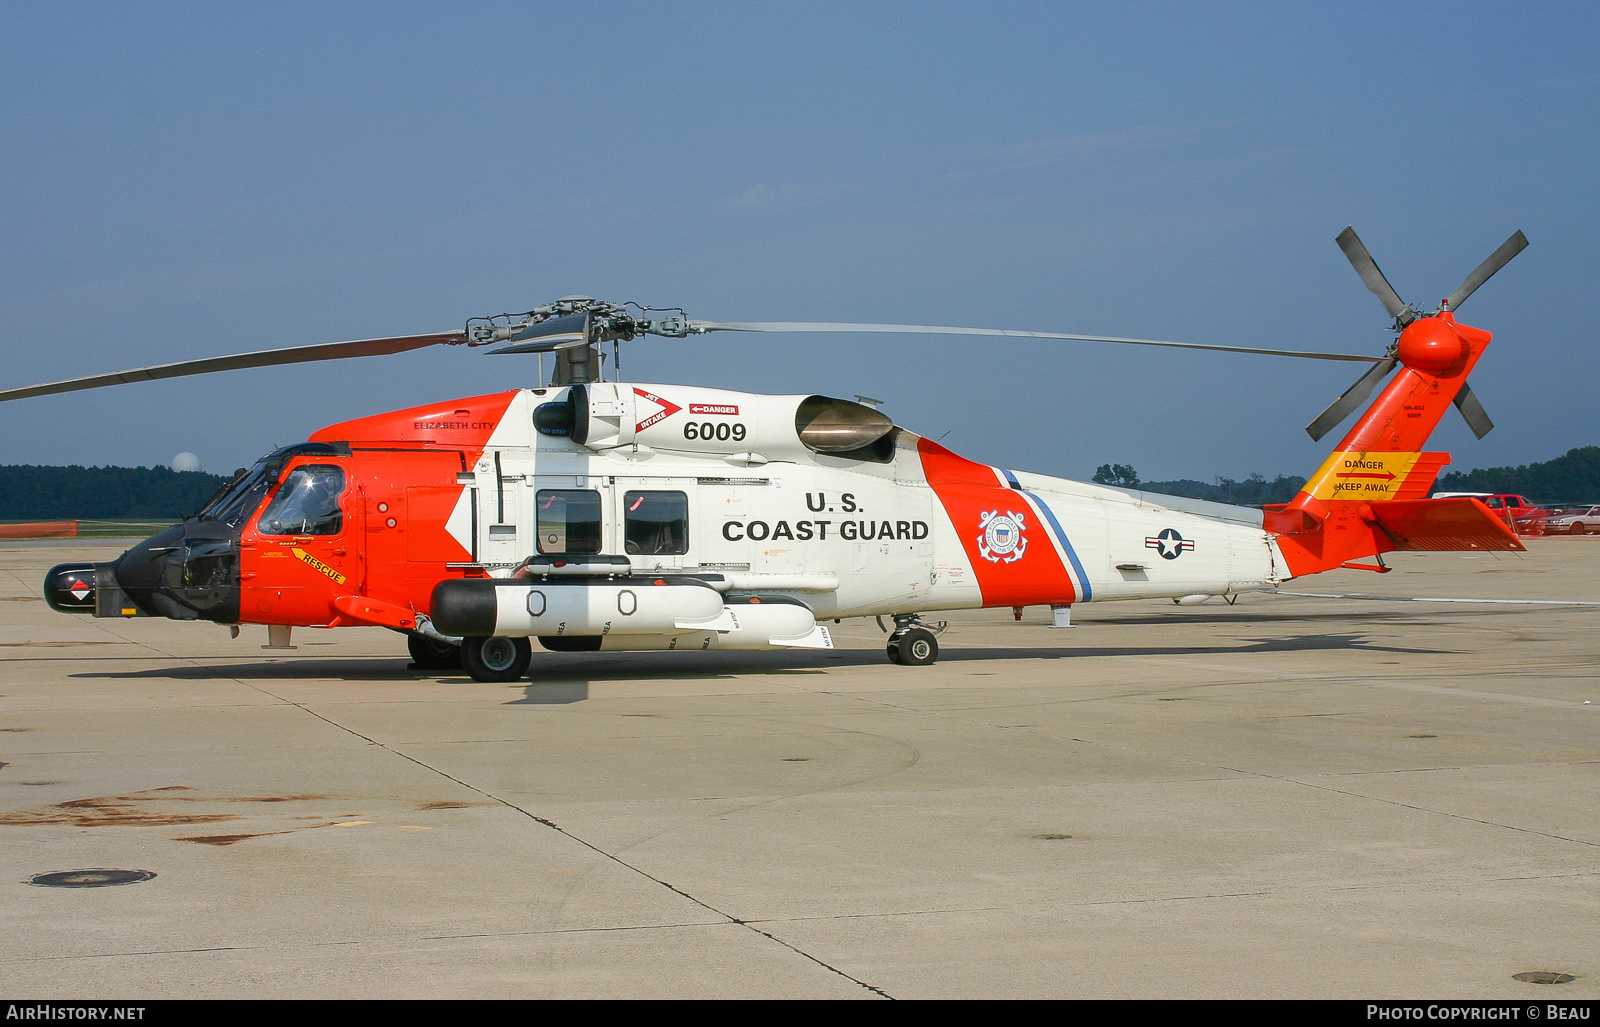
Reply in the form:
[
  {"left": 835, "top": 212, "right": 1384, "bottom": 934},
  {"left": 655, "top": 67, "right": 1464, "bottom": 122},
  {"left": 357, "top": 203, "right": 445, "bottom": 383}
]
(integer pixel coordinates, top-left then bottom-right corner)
[{"left": 7, "top": 227, "right": 1529, "bottom": 683}]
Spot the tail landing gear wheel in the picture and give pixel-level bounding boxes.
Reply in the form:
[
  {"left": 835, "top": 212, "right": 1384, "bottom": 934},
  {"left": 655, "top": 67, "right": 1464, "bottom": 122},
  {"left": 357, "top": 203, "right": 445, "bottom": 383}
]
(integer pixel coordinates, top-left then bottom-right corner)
[
  {"left": 463, "top": 636, "right": 532, "bottom": 682},
  {"left": 407, "top": 633, "right": 462, "bottom": 671},
  {"left": 887, "top": 627, "right": 938, "bottom": 666}
]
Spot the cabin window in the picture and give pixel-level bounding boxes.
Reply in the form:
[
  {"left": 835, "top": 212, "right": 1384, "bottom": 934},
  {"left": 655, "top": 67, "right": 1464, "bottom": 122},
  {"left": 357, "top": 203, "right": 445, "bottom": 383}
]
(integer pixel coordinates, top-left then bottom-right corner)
[
  {"left": 624, "top": 491, "right": 688, "bottom": 556},
  {"left": 536, "top": 490, "right": 601, "bottom": 554},
  {"left": 258, "top": 465, "right": 346, "bottom": 536}
]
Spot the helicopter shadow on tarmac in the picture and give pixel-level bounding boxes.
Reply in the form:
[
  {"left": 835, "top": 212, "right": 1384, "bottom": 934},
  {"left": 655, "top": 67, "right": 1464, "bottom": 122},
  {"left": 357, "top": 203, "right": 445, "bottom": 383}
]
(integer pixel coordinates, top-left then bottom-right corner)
[
  {"left": 1077, "top": 607, "right": 1490, "bottom": 627},
  {"left": 504, "top": 630, "right": 1459, "bottom": 705},
  {"left": 67, "top": 631, "right": 1459, "bottom": 705}
]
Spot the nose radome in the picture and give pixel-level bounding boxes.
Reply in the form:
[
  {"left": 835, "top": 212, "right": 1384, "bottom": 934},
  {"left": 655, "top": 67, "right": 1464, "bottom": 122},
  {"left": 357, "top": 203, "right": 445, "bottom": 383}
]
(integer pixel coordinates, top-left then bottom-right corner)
[{"left": 43, "top": 563, "right": 97, "bottom": 613}]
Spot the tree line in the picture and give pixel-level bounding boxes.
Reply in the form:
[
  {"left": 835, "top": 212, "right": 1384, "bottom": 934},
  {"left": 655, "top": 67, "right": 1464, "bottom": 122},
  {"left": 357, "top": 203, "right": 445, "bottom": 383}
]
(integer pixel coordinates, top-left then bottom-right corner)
[
  {"left": 2, "top": 448, "right": 1595, "bottom": 520},
  {"left": 1096, "top": 446, "right": 1600, "bottom": 506},
  {"left": 1093, "top": 463, "right": 1309, "bottom": 506},
  {"left": 1432, "top": 446, "right": 1600, "bottom": 503},
  {"left": 0, "top": 465, "right": 230, "bottom": 520}
]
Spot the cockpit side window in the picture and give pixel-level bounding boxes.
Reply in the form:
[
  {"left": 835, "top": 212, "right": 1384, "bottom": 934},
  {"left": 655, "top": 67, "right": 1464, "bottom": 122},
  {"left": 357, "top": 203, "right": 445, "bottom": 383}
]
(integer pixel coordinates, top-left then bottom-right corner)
[{"left": 258, "top": 465, "right": 347, "bottom": 536}]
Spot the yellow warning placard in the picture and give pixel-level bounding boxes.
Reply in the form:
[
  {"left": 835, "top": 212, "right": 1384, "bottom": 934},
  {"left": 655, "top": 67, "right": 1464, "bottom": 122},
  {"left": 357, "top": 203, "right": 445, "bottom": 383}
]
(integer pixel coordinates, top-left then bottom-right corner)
[
  {"left": 1305, "top": 451, "right": 1423, "bottom": 502},
  {"left": 291, "top": 547, "right": 347, "bottom": 585}
]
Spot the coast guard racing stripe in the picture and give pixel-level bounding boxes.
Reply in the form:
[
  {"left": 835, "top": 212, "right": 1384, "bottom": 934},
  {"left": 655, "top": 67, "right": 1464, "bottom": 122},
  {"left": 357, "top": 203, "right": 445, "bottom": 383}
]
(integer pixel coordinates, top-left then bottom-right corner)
[
  {"left": 1003, "top": 469, "right": 1093, "bottom": 602},
  {"left": 917, "top": 438, "right": 1079, "bottom": 607}
]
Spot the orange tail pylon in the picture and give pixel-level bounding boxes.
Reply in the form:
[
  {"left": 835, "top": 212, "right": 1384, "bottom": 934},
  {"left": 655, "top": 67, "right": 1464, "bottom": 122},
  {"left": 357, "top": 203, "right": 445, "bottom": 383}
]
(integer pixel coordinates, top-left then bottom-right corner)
[{"left": 1265, "top": 311, "right": 1524, "bottom": 577}]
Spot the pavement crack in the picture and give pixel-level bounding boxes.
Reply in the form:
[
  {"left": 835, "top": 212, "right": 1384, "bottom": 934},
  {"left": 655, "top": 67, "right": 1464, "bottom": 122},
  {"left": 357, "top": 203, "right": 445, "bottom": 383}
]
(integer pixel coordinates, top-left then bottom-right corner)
[
  {"left": 19, "top": 639, "right": 897, "bottom": 994},
  {"left": 8, "top": 946, "right": 247, "bottom": 963},
  {"left": 1272, "top": 775, "right": 1600, "bottom": 848},
  {"left": 238, "top": 691, "right": 897, "bottom": 1000}
]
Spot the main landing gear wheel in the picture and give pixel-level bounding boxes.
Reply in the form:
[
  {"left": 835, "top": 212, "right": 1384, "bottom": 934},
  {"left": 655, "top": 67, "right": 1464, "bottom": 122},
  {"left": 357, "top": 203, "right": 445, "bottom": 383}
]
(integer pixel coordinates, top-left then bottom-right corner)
[
  {"left": 407, "top": 633, "right": 462, "bottom": 670},
  {"left": 462, "top": 636, "right": 532, "bottom": 682},
  {"left": 887, "top": 627, "right": 938, "bottom": 666}
]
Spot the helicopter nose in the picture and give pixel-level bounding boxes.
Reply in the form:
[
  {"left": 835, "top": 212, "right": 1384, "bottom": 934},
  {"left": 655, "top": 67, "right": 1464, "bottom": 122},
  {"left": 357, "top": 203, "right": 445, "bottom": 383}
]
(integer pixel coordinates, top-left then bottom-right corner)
[
  {"left": 111, "top": 525, "right": 241, "bottom": 623},
  {"left": 113, "top": 524, "right": 187, "bottom": 618}
]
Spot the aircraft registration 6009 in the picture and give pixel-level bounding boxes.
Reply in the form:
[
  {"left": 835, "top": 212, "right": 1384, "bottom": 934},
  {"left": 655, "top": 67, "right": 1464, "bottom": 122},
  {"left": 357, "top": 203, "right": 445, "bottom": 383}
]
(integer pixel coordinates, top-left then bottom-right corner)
[{"left": 7, "top": 227, "right": 1532, "bottom": 681}]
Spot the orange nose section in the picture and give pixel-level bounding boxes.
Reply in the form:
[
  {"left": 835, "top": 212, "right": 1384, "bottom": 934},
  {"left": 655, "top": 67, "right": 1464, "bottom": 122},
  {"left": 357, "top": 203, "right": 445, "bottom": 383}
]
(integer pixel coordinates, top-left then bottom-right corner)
[{"left": 1397, "top": 318, "right": 1469, "bottom": 376}]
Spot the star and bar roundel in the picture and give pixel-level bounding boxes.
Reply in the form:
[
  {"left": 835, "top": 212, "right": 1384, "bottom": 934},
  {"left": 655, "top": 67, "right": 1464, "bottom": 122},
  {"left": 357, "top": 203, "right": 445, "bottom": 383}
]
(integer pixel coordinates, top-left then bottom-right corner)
[{"left": 1145, "top": 528, "right": 1195, "bottom": 560}]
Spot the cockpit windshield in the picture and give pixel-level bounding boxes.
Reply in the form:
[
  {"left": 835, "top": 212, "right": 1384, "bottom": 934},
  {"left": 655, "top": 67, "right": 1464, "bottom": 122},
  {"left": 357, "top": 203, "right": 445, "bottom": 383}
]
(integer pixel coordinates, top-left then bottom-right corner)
[
  {"left": 196, "top": 461, "right": 273, "bottom": 529},
  {"left": 192, "top": 442, "right": 350, "bottom": 531}
]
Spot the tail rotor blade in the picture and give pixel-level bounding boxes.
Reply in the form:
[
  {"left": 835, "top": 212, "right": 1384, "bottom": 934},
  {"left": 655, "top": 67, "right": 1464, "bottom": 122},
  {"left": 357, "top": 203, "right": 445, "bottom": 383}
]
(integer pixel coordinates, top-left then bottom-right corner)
[
  {"left": 1443, "top": 230, "right": 1528, "bottom": 313},
  {"left": 1305, "top": 355, "right": 1398, "bottom": 441},
  {"left": 1336, "top": 227, "right": 1415, "bottom": 325},
  {"left": 1453, "top": 382, "right": 1494, "bottom": 439}
]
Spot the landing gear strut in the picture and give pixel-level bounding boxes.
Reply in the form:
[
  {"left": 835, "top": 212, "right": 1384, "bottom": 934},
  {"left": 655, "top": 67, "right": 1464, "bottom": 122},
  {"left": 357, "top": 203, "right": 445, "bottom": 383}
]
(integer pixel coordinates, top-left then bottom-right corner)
[{"left": 883, "top": 614, "right": 943, "bottom": 666}]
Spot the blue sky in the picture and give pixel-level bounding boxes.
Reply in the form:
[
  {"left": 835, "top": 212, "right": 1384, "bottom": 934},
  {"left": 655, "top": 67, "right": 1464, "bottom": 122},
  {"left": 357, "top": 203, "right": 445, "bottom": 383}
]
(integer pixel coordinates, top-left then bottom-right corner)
[{"left": 1, "top": 1, "right": 1594, "bottom": 483}]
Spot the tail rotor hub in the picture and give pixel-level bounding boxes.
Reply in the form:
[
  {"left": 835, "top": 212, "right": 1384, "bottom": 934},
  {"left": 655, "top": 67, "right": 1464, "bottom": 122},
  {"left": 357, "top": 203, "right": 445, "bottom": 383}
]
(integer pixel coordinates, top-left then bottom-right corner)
[
  {"left": 1396, "top": 316, "right": 1470, "bottom": 376},
  {"left": 1304, "top": 226, "right": 1526, "bottom": 441}
]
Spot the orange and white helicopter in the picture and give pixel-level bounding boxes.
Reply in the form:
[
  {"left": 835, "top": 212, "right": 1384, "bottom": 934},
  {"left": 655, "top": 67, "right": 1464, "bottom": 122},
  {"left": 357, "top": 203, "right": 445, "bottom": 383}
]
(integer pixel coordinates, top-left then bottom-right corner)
[{"left": 7, "top": 228, "right": 1529, "bottom": 681}]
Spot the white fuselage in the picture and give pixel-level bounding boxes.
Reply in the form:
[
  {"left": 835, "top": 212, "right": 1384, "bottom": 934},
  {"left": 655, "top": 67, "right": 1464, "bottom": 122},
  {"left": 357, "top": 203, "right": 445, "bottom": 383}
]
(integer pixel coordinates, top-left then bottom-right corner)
[{"left": 446, "top": 383, "right": 1289, "bottom": 623}]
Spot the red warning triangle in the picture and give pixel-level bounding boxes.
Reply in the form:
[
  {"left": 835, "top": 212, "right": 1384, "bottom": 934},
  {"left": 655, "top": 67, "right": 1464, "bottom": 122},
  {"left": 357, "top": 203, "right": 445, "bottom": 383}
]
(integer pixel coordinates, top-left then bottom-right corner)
[{"left": 633, "top": 388, "right": 682, "bottom": 432}]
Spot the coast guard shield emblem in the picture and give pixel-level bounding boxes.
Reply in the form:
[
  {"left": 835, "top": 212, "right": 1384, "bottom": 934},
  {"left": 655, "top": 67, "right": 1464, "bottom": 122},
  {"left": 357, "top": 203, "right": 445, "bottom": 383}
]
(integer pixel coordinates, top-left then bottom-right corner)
[{"left": 977, "top": 510, "right": 1028, "bottom": 563}]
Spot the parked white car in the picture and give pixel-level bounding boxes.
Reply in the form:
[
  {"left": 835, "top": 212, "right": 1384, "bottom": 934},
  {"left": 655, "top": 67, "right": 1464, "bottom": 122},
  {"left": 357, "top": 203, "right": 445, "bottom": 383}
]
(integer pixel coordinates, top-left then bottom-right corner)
[{"left": 1546, "top": 505, "right": 1600, "bottom": 534}]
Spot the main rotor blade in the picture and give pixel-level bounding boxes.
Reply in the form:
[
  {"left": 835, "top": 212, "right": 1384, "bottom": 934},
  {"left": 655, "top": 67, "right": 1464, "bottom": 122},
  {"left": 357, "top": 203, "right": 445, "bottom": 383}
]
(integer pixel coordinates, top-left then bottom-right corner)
[
  {"left": 692, "top": 321, "right": 1381, "bottom": 364},
  {"left": 1443, "top": 230, "right": 1528, "bottom": 313},
  {"left": 1336, "top": 226, "right": 1414, "bottom": 324},
  {"left": 0, "top": 330, "right": 466, "bottom": 404},
  {"left": 1453, "top": 381, "right": 1494, "bottom": 439},
  {"left": 1305, "top": 355, "right": 1398, "bottom": 441}
]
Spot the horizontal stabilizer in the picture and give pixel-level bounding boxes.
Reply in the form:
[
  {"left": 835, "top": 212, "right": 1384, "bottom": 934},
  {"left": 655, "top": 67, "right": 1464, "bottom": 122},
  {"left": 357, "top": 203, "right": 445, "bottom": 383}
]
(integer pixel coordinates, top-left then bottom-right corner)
[{"left": 1370, "top": 499, "right": 1525, "bottom": 553}]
